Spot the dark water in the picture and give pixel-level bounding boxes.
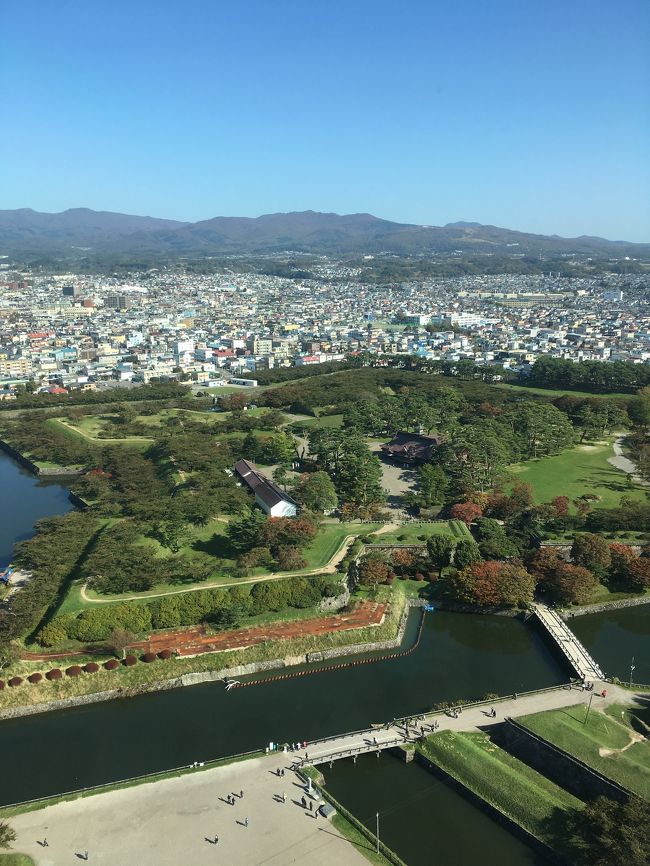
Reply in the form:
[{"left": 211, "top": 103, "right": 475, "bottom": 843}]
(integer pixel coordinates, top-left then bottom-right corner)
[
  {"left": 0, "top": 451, "right": 72, "bottom": 569},
  {"left": 0, "top": 611, "right": 566, "bottom": 805},
  {"left": 570, "top": 605, "right": 650, "bottom": 684},
  {"left": 322, "top": 752, "right": 545, "bottom": 866}
]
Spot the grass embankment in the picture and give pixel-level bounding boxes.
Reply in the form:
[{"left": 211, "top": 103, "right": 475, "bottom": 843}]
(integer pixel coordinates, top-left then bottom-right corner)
[
  {"left": 0, "top": 855, "right": 36, "bottom": 865},
  {"left": 1, "top": 586, "right": 407, "bottom": 713},
  {"left": 66, "top": 521, "right": 380, "bottom": 609},
  {"left": 518, "top": 705, "right": 650, "bottom": 799},
  {"left": 375, "top": 520, "right": 471, "bottom": 544},
  {"left": 494, "top": 383, "right": 632, "bottom": 400},
  {"left": 510, "top": 440, "right": 645, "bottom": 509},
  {"left": 418, "top": 731, "right": 583, "bottom": 848},
  {"left": 47, "top": 417, "right": 153, "bottom": 448}
]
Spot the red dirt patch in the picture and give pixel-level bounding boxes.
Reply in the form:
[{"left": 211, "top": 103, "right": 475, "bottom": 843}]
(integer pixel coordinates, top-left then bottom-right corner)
[{"left": 133, "top": 601, "right": 387, "bottom": 658}]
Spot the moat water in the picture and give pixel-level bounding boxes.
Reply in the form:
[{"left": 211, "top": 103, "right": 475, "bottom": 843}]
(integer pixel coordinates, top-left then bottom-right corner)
[{"left": 0, "top": 451, "right": 72, "bottom": 569}]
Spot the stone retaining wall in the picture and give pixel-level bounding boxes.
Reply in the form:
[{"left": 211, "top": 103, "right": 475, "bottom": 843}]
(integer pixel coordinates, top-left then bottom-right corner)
[
  {"left": 560, "top": 594, "right": 650, "bottom": 618},
  {"left": 0, "top": 602, "right": 421, "bottom": 721},
  {"left": 0, "top": 437, "right": 82, "bottom": 477},
  {"left": 414, "top": 751, "right": 566, "bottom": 865},
  {"left": 497, "top": 718, "right": 631, "bottom": 804}
]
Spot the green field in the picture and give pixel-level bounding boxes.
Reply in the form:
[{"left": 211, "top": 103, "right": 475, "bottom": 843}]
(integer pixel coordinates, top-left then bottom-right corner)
[
  {"left": 418, "top": 731, "right": 583, "bottom": 844},
  {"left": 64, "top": 521, "right": 381, "bottom": 607},
  {"left": 495, "top": 382, "right": 632, "bottom": 400},
  {"left": 49, "top": 416, "right": 153, "bottom": 447},
  {"left": 510, "top": 440, "right": 645, "bottom": 508},
  {"left": 0, "top": 855, "right": 36, "bottom": 866},
  {"left": 519, "top": 705, "right": 650, "bottom": 799},
  {"left": 376, "top": 520, "right": 471, "bottom": 544}
]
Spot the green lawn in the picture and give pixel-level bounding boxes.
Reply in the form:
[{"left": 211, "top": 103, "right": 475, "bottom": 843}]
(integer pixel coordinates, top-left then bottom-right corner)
[
  {"left": 295, "top": 413, "right": 344, "bottom": 429},
  {"left": 518, "top": 705, "right": 650, "bottom": 799},
  {"left": 376, "top": 520, "right": 471, "bottom": 544},
  {"left": 49, "top": 416, "right": 153, "bottom": 447},
  {"left": 0, "top": 855, "right": 36, "bottom": 866},
  {"left": 495, "top": 382, "right": 632, "bottom": 400},
  {"left": 69, "top": 521, "right": 381, "bottom": 606},
  {"left": 510, "top": 440, "right": 645, "bottom": 508},
  {"left": 418, "top": 731, "right": 583, "bottom": 846}
]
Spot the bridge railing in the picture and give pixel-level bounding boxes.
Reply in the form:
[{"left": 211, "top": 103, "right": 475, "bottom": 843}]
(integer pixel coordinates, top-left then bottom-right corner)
[{"left": 300, "top": 680, "right": 576, "bottom": 756}]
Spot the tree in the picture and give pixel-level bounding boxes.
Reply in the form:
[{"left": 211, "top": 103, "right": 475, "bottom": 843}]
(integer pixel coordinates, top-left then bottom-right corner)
[
  {"left": 551, "top": 496, "right": 570, "bottom": 517},
  {"left": 474, "top": 518, "right": 519, "bottom": 559},
  {"left": 292, "top": 471, "right": 338, "bottom": 513},
  {"left": 571, "top": 533, "right": 612, "bottom": 575},
  {"left": 106, "top": 628, "right": 136, "bottom": 659},
  {"left": 152, "top": 518, "right": 191, "bottom": 554},
  {"left": 449, "top": 501, "right": 483, "bottom": 525},
  {"left": 427, "top": 535, "right": 454, "bottom": 577},
  {"left": 0, "top": 821, "right": 16, "bottom": 850},
  {"left": 450, "top": 561, "right": 535, "bottom": 607},
  {"left": 453, "top": 539, "right": 482, "bottom": 570},
  {"left": 226, "top": 510, "right": 268, "bottom": 553},
  {"left": 507, "top": 403, "right": 575, "bottom": 458},
  {"left": 608, "top": 543, "right": 636, "bottom": 580},
  {"left": 357, "top": 555, "right": 390, "bottom": 587},
  {"left": 623, "top": 557, "right": 650, "bottom": 590},
  {"left": 543, "top": 563, "right": 598, "bottom": 605},
  {"left": 561, "top": 795, "right": 650, "bottom": 866},
  {"left": 417, "top": 464, "right": 449, "bottom": 506}
]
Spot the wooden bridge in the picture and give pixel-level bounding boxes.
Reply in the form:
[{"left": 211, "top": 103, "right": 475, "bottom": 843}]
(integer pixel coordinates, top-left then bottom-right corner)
[{"left": 530, "top": 603, "right": 604, "bottom": 681}]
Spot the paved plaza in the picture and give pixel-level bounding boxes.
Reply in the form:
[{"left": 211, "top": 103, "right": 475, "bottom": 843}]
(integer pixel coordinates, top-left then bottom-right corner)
[{"left": 10, "top": 755, "right": 370, "bottom": 866}]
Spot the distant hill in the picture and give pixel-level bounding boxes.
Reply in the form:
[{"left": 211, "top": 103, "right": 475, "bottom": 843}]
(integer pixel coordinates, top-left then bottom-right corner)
[{"left": 0, "top": 207, "right": 648, "bottom": 260}]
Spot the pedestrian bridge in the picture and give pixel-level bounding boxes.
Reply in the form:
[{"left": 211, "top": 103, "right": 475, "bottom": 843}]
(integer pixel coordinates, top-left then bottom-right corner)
[
  {"left": 292, "top": 682, "right": 604, "bottom": 769},
  {"left": 530, "top": 603, "right": 604, "bottom": 681}
]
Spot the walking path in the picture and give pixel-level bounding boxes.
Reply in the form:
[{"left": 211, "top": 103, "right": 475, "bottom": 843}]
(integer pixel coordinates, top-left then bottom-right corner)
[
  {"left": 78, "top": 532, "right": 363, "bottom": 605},
  {"left": 608, "top": 435, "right": 650, "bottom": 486},
  {"left": 294, "top": 681, "right": 632, "bottom": 768},
  {"left": 531, "top": 603, "right": 604, "bottom": 680},
  {"left": 9, "top": 754, "right": 369, "bottom": 866}
]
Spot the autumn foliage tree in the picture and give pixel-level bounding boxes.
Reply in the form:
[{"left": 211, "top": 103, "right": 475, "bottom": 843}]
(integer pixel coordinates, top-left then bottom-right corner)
[
  {"left": 357, "top": 555, "right": 391, "bottom": 587},
  {"left": 623, "top": 557, "right": 650, "bottom": 591},
  {"left": 571, "top": 533, "right": 612, "bottom": 576},
  {"left": 449, "top": 561, "right": 535, "bottom": 608},
  {"left": 449, "top": 501, "right": 483, "bottom": 526}
]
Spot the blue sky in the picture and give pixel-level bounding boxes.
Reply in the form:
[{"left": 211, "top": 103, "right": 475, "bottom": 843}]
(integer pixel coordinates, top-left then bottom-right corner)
[{"left": 2, "top": 0, "right": 649, "bottom": 240}]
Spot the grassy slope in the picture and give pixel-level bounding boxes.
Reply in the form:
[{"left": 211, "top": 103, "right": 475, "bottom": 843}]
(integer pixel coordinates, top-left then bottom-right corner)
[
  {"left": 376, "top": 520, "right": 471, "bottom": 543},
  {"left": 510, "top": 440, "right": 645, "bottom": 508},
  {"left": 1, "top": 585, "right": 407, "bottom": 712},
  {"left": 494, "top": 382, "right": 632, "bottom": 400},
  {"left": 419, "top": 731, "right": 583, "bottom": 844},
  {"left": 518, "top": 705, "right": 650, "bottom": 799}
]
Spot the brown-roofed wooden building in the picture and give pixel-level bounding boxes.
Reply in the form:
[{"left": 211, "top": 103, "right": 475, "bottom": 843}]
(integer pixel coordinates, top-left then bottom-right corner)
[{"left": 380, "top": 431, "right": 444, "bottom": 466}]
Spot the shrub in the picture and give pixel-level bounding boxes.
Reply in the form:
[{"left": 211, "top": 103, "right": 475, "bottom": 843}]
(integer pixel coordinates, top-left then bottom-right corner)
[
  {"left": 84, "top": 662, "right": 100, "bottom": 673},
  {"left": 104, "top": 659, "right": 119, "bottom": 670},
  {"left": 427, "top": 572, "right": 438, "bottom": 582},
  {"left": 158, "top": 649, "right": 172, "bottom": 660},
  {"left": 141, "top": 652, "right": 156, "bottom": 663},
  {"left": 66, "top": 665, "right": 82, "bottom": 677},
  {"left": 8, "top": 676, "right": 23, "bottom": 687},
  {"left": 0, "top": 680, "right": 4, "bottom": 690},
  {"left": 415, "top": 572, "right": 425, "bottom": 581},
  {"left": 46, "top": 668, "right": 63, "bottom": 680},
  {"left": 27, "top": 672, "right": 43, "bottom": 684},
  {"left": 123, "top": 655, "right": 137, "bottom": 667}
]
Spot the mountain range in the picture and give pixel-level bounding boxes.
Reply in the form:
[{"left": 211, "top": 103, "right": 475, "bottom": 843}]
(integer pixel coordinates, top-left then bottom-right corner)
[{"left": 0, "top": 207, "right": 648, "bottom": 260}]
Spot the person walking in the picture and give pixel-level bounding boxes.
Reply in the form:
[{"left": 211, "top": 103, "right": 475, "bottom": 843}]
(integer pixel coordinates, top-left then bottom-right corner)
[
  {"left": 244, "top": 817, "right": 249, "bottom": 828},
  {"left": 214, "top": 835, "right": 219, "bottom": 845},
  {"left": 239, "top": 789, "right": 244, "bottom": 799},
  {"left": 282, "top": 792, "right": 287, "bottom": 803}
]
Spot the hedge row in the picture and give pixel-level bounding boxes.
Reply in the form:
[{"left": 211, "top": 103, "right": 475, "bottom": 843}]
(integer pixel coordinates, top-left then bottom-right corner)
[
  {"left": 37, "top": 576, "right": 336, "bottom": 647},
  {"left": 0, "top": 650, "right": 173, "bottom": 688}
]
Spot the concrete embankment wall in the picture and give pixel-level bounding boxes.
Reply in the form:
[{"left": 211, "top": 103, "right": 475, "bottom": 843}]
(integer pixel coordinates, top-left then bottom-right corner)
[
  {"left": 497, "top": 718, "right": 631, "bottom": 804},
  {"left": 414, "top": 750, "right": 566, "bottom": 865}
]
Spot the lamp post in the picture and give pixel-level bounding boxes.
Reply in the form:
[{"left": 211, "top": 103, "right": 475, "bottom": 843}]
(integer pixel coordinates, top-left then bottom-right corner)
[
  {"left": 629, "top": 657, "right": 636, "bottom": 689},
  {"left": 376, "top": 812, "right": 380, "bottom": 854},
  {"left": 583, "top": 692, "right": 594, "bottom": 726}
]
